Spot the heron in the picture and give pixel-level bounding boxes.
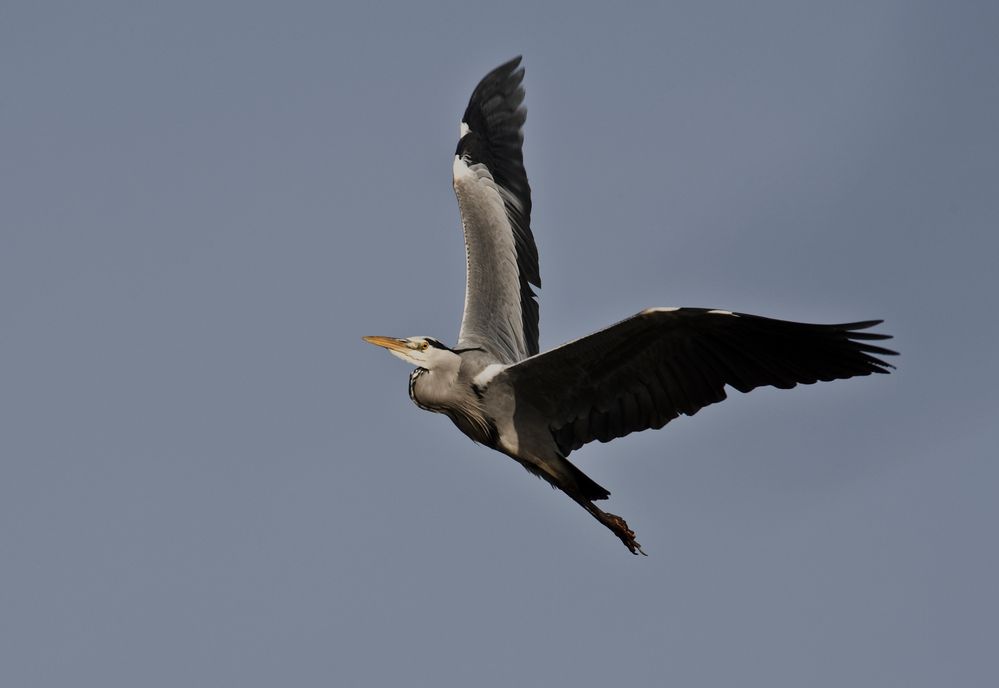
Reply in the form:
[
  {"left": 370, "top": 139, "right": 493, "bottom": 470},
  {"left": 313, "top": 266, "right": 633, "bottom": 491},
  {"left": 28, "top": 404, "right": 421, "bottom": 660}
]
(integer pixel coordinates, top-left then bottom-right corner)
[{"left": 363, "top": 57, "right": 896, "bottom": 555}]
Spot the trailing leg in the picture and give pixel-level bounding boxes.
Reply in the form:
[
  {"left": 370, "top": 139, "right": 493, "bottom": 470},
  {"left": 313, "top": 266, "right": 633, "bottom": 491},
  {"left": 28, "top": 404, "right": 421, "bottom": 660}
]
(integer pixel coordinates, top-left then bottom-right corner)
[{"left": 572, "top": 493, "right": 646, "bottom": 555}]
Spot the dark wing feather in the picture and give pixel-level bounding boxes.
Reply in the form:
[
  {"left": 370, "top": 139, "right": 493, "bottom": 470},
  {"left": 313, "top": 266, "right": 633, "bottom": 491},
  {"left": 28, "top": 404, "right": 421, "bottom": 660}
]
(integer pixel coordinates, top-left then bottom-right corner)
[
  {"left": 454, "top": 57, "right": 540, "bottom": 361},
  {"left": 499, "top": 308, "right": 897, "bottom": 456}
]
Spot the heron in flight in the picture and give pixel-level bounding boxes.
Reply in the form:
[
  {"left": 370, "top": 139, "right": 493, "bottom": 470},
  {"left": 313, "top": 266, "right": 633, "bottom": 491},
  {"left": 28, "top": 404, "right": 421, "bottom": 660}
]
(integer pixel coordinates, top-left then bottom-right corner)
[{"left": 364, "top": 57, "right": 895, "bottom": 554}]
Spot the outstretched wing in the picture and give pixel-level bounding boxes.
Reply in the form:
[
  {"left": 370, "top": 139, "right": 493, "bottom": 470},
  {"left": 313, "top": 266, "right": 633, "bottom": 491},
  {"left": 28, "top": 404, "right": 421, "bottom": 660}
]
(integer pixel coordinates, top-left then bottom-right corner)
[
  {"left": 453, "top": 56, "right": 540, "bottom": 363},
  {"left": 499, "top": 308, "right": 897, "bottom": 455}
]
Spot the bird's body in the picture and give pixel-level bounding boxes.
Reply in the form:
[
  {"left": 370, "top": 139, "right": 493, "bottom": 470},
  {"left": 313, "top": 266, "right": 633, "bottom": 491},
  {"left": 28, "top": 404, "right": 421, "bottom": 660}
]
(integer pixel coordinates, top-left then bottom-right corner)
[{"left": 364, "top": 58, "right": 896, "bottom": 554}]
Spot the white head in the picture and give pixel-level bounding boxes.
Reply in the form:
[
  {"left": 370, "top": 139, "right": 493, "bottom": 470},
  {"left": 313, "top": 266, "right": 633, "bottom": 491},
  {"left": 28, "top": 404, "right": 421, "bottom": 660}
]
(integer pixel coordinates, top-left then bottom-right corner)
[{"left": 362, "top": 335, "right": 457, "bottom": 369}]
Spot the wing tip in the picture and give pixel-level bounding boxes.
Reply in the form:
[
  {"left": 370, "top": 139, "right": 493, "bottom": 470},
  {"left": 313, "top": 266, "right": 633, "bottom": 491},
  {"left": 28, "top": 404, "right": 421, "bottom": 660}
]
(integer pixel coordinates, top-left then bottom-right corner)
[{"left": 496, "top": 55, "right": 524, "bottom": 75}]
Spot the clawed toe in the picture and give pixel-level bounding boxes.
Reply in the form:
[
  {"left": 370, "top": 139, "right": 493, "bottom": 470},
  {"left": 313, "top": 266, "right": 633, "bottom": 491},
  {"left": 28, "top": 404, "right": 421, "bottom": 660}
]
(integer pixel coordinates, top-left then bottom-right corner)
[
  {"left": 576, "top": 497, "right": 647, "bottom": 555},
  {"left": 604, "top": 512, "right": 646, "bottom": 556}
]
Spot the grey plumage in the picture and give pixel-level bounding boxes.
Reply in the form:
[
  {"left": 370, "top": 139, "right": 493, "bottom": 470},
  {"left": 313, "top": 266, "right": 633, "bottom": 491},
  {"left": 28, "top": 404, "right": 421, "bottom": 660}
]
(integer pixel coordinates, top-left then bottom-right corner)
[
  {"left": 453, "top": 56, "right": 538, "bottom": 362},
  {"left": 364, "top": 58, "right": 896, "bottom": 555}
]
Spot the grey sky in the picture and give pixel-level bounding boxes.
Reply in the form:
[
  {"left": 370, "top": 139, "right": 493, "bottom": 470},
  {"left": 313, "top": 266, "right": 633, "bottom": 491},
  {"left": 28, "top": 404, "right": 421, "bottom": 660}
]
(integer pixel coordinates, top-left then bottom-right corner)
[{"left": 3, "top": 1, "right": 997, "bottom": 686}]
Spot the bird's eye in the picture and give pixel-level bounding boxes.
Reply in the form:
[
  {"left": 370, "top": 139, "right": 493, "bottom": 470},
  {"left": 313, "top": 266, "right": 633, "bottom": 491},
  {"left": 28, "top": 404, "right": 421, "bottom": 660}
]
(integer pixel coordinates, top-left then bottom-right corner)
[{"left": 420, "top": 341, "right": 429, "bottom": 351}]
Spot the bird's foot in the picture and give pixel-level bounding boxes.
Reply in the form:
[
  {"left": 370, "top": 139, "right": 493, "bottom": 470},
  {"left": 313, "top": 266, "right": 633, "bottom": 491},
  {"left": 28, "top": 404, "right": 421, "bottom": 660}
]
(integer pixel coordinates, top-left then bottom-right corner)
[{"left": 603, "top": 511, "right": 646, "bottom": 556}]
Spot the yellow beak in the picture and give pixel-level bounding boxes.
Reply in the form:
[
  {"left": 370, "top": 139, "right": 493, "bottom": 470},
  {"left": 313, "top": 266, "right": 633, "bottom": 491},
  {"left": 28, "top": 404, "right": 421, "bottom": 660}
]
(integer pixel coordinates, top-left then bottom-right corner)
[{"left": 362, "top": 336, "right": 410, "bottom": 353}]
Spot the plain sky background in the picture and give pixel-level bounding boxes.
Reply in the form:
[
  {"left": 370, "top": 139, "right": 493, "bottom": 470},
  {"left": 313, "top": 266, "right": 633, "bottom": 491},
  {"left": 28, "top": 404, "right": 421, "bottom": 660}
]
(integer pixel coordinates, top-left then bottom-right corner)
[{"left": 3, "top": 1, "right": 997, "bottom": 686}]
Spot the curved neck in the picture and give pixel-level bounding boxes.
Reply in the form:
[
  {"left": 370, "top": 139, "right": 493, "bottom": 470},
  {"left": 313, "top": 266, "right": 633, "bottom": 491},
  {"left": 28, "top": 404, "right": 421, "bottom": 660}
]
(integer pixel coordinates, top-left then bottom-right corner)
[{"left": 408, "top": 349, "right": 462, "bottom": 412}]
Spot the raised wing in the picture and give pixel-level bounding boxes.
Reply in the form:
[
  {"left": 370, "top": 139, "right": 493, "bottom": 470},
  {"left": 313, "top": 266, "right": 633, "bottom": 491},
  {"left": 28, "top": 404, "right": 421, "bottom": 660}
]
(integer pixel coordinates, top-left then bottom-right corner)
[
  {"left": 453, "top": 57, "right": 540, "bottom": 363},
  {"left": 499, "top": 308, "right": 897, "bottom": 455}
]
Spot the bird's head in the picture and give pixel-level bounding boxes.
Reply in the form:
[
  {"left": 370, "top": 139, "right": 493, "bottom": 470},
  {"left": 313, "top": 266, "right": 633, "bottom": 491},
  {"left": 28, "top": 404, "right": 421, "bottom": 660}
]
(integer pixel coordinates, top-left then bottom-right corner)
[{"left": 362, "top": 335, "right": 455, "bottom": 368}]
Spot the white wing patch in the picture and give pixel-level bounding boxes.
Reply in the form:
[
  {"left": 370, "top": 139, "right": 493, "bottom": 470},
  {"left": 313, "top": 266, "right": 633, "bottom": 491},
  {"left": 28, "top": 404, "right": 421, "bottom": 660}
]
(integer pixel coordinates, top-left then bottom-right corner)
[
  {"left": 708, "top": 310, "right": 736, "bottom": 316},
  {"left": 453, "top": 154, "right": 473, "bottom": 180},
  {"left": 453, "top": 156, "right": 500, "bottom": 190},
  {"left": 460, "top": 121, "right": 471, "bottom": 138},
  {"left": 473, "top": 363, "right": 507, "bottom": 388},
  {"left": 643, "top": 307, "right": 680, "bottom": 314}
]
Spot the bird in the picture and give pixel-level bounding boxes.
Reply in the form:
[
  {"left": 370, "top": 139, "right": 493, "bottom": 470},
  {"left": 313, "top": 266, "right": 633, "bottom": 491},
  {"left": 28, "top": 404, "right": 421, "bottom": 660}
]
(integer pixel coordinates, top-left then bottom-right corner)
[{"left": 363, "top": 57, "right": 896, "bottom": 555}]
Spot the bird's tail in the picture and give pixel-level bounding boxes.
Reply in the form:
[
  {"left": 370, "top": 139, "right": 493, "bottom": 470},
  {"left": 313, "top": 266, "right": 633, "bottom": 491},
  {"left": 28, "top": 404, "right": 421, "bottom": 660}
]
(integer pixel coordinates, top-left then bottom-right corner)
[
  {"left": 561, "top": 457, "right": 611, "bottom": 501},
  {"left": 518, "top": 454, "right": 610, "bottom": 501}
]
